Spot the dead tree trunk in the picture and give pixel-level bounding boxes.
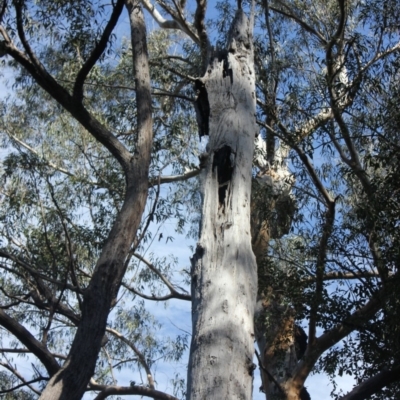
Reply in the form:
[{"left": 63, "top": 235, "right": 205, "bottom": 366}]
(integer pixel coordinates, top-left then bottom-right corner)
[{"left": 187, "top": 9, "right": 258, "bottom": 400}]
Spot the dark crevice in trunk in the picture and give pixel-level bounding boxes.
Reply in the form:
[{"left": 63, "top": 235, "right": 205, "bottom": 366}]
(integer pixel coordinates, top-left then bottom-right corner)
[
  {"left": 194, "top": 79, "right": 210, "bottom": 138},
  {"left": 212, "top": 145, "right": 234, "bottom": 206}
]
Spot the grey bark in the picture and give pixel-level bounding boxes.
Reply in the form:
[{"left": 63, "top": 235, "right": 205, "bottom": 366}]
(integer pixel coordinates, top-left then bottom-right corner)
[
  {"left": 38, "top": 1, "right": 153, "bottom": 399},
  {"left": 187, "top": 9, "right": 258, "bottom": 400}
]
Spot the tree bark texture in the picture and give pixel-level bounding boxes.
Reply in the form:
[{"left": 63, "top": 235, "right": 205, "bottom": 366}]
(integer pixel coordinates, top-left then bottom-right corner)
[
  {"left": 187, "top": 10, "right": 258, "bottom": 400},
  {"left": 250, "top": 156, "right": 307, "bottom": 400},
  {"left": 39, "top": 1, "right": 153, "bottom": 399}
]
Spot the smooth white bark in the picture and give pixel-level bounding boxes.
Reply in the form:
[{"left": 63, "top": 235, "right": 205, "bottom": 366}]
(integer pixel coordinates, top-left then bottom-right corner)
[{"left": 187, "top": 10, "right": 258, "bottom": 400}]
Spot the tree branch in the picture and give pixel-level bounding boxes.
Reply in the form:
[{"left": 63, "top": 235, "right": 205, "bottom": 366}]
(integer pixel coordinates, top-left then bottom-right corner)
[
  {"left": 0, "top": 309, "right": 60, "bottom": 376},
  {"left": 130, "top": 252, "right": 191, "bottom": 300},
  {"left": 0, "top": 39, "right": 132, "bottom": 172},
  {"left": 290, "top": 141, "right": 335, "bottom": 206},
  {"left": 308, "top": 200, "right": 336, "bottom": 344},
  {"left": 123, "top": 282, "right": 190, "bottom": 301},
  {"left": 106, "top": 327, "right": 155, "bottom": 389},
  {"left": 194, "top": 0, "right": 209, "bottom": 72},
  {"left": 292, "top": 285, "right": 385, "bottom": 387},
  {"left": 73, "top": 0, "right": 124, "bottom": 101},
  {"left": 149, "top": 169, "right": 200, "bottom": 187},
  {"left": 140, "top": 0, "right": 199, "bottom": 43},
  {"left": 269, "top": 3, "right": 327, "bottom": 45},
  {"left": 0, "top": 376, "right": 46, "bottom": 396},
  {"left": 90, "top": 382, "right": 179, "bottom": 400},
  {"left": 0, "top": 251, "right": 82, "bottom": 295},
  {"left": 303, "top": 270, "right": 382, "bottom": 283},
  {"left": 0, "top": 361, "right": 44, "bottom": 396},
  {"left": 339, "top": 364, "right": 400, "bottom": 400}
]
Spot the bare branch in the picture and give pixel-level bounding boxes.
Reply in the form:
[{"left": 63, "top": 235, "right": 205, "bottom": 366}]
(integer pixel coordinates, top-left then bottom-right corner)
[
  {"left": 303, "top": 270, "right": 382, "bottom": 283},
  {"left": 290, "top": 141, "right": 335, "bottom": 206},
  {"left": 0, "top": 309, "right": 60, "bottom": 376},
  {"left": 152, "top": 88, "right": 194, "bottom": 102},
  {"left": 106, "top": 327, "right": 155, "bottom": 389},
  {"left": 149, "top": 168, "right": 200, "bottom": 187},
  {"left": 150, "top": 60, "right": 197, "bottom": 82},
  {"left": 0, "top": 362, "right": 44, "bottom": 396},
  {"left": 130, "top": 252, "right": 191, "bottom": 300},
  {"left": 308, "top": 201, "right": 336, "bottom": 344},
  {"left": 360, "top": 41, "right": 400, "bottom": 75},
  {"left": 90, "top": 381, "right": 179, "bottom": 400},
  {"left": 254, "top": 349, "right": 285, "bottom": 395},
  {"left": 340, "top": 364, "right": 400, "bottom": 400},
  {"left": 0, "top": 348, "right": 67, "bottom": 360},
  {"left": 140, "top": 0, "right": 199, "bottom": 43},
  {"left": 73, "top": 0, "right": 125, "bottom": 101},
  {"left": 123, "top": 282, "right": 190, "bottom": 301},
  {"left": 0, "top": 376, "right": 45, "bottom": 396}
]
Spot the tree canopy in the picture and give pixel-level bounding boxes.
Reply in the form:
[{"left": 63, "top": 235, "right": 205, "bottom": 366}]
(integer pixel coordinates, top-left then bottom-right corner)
[{"left": 0, "top": 0, "right": 399, "bottom": 399}]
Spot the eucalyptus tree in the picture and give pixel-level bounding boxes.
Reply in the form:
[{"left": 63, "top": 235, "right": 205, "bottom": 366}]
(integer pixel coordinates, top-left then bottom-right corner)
[{"left": 0, "top": 0, "right": 400, "bottom": 400}]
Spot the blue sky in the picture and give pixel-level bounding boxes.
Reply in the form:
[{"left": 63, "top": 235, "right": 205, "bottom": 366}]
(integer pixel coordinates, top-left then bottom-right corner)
[{"left": 0, "top": 1, "right": 365, "bottom": 398}]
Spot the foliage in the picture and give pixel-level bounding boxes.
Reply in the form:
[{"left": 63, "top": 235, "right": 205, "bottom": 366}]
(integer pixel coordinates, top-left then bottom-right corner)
[{"left": 0, "top": 0, "right": 399, "bottom": 399}]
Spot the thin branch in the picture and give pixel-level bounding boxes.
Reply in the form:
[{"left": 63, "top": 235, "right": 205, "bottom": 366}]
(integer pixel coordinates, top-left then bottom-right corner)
[
  {"left": 0, "top": 377, "right": 46, "bottom": 395},
  {"left": 45, "top": 177, "right": 83, "bottom": 308},
  {"left": 359, "top": 41, "right": 400, "bottom": 76},
  {"left": 269, "top": 4, "right": 327, "bottom": 45},
  {"left": 150, "top": 60, "right": 197, "bottom": 82},
  {"left": 0, "top": 348, "right": 67, "bottom": 360},
  {"left": 254, "top": 349, "right": 285, "bottom": 395},
  {"left": 0, "top": 362, "right": 44, "bottom": 396},
  {"left": 293, "top": 283, "right": 386, "bottom": 386},
  {"left": 90, "top": 381, "right": 179, "bottom": 400},
  {"left": 140, "top": 0, "right": 199, "bottom": 44},
  {"left": 123, "top": 282, "right": 190, "bottom": 301},
  {"left": 0, "top": 0, "right": 6, "bottom": 24},
  {"left": 0, "top": 250, "right": 82, "bottom": 294},
  {"left": 290, "top": 141, "right": 335, "bottom": 206},
  {"left": 73, "top": 0, "right": 124, "bottom": 101},
  {"left": 152, "top": 88, "right": 194, "bottom": 102},
  {"left": 133, "top": 176, "right": 161, "bottom": 255},
  {"left": 14, "top": 1, "right": 44, "bottom": 70},
  {"left": 130, "top": 252, "right": 191, "bottom": 300},
  {"left": 0, "top": 348, "right": 32, "bottom": 353},
  {"left": 303, "top": 270, "right": 382, "bottom": 283},
  {"left": 0, "top": 40, "right": 132, "bottom": 172},
  {"left": 308, "top": 200, "right": 336, "bottom": 344},
  {"left": 8, "top": 133, "right": 74, "bottom": 176},
  {"left": 106, "top": 327, "right": 155, "bottom": 389}
]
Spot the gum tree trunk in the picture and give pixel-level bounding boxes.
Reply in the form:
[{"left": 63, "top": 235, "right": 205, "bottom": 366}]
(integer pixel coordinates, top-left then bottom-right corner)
[
  {"left": 187, "top": 9, "right": 258, "bottom": 400},
  {"left": 38, "top": 1, "right": 153, "bottom": 399}
]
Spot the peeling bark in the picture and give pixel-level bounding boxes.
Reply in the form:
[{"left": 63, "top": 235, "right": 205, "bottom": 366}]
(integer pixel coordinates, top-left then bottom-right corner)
[{"left": 187, "top": 9, "right": 258, "bottom": 400}]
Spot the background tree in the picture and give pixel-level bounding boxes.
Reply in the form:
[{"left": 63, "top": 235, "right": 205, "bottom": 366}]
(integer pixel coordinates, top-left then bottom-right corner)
[{"left": 0, "top": 0, "right": 399, "bottom": 400}]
